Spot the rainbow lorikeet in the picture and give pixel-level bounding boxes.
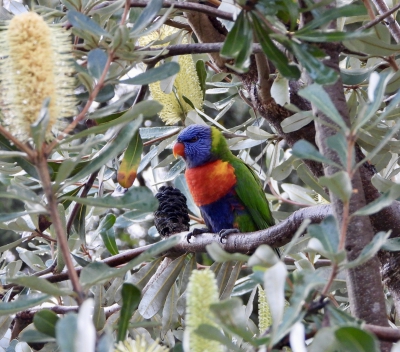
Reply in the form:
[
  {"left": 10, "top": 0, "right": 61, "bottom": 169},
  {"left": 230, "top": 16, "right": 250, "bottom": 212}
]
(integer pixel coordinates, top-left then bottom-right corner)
[{"left": 173, "top": 124, "right": 275, "bottom": 243}]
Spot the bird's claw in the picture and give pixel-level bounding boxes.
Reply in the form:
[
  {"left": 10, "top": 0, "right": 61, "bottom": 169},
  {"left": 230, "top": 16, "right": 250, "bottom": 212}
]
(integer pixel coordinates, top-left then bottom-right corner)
[
  {"left": 218, "top": 228, "right": 240, "bottom": 244},
  {"left": 186, "top": 227, "right": 209, "bottom": 243}
]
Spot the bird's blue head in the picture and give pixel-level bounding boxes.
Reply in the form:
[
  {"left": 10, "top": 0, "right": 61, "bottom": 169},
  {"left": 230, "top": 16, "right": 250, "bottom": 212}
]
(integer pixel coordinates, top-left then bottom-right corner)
[{"left": 173, "top": 125, "right": 214, "bottom": 169}]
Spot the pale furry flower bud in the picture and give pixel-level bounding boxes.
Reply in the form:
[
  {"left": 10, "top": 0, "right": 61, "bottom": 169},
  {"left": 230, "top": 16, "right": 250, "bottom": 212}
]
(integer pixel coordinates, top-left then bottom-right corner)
[
  {"left": 114, "top": 335, "right": 168, "bottom": 352},
  {"left": 0, "top": 12, "right": 76, "bottom": 142},
  {"left": 184, "top": 269, "right": 223, "bottom": 352},
  {"left": 138, "top": 26, "right": 204, "bottom": 125}
]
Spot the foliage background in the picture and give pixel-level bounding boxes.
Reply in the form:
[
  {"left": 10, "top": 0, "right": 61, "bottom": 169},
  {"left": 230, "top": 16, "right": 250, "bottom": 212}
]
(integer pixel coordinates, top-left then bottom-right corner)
[{"left": 1, "top": 0, "right": 400, "bottom": 351}]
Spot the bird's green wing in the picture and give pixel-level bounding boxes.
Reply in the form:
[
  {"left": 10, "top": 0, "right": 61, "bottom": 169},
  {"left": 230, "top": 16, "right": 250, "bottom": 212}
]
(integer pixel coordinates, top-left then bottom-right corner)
[{"left": 231, "top": 157, "right": 274, "bottom": 230}]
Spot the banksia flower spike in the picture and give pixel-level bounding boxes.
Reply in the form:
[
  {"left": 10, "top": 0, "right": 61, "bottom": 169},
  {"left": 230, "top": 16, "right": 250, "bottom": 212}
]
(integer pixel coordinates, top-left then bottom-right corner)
[
  {"left": 184, "top": 269, "right": 224, "bottom": 352},
  {"left": 258, "top": 285, "right": 272, "bottom": 332},
  {"left": 0, "top": 12, "right": 76, "bottom": 142},
  {"left": 114, "top": 336, "right": 168, "bottom": 352},
  {"left": 138, "top": 26, "right": 204, "bottom": 125}
]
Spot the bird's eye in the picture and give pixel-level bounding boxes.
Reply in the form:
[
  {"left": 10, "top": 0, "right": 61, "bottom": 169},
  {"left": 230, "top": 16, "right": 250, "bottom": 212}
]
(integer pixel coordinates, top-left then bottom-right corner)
[{"left": 188, "top": 136, "right": 198, "bottom": 142}]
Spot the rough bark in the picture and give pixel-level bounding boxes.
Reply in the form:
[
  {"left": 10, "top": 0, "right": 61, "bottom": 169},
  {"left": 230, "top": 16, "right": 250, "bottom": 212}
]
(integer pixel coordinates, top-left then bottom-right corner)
[{"left": 312, "top": 43, "right": 391, "bottom": 350}]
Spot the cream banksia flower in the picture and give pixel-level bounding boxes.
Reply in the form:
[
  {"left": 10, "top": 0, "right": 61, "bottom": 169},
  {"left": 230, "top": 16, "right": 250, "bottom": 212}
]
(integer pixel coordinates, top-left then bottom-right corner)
[
  {"left": 0, "top": 12, "right": 76, "bottom": 142},
  {"left": 184, "top": 269, "right": 223, "bottom": 352},
  {"left": 114, "top": 335, "right": 168, "bottom": 352},
  {"left": 138, "top": 26, "right": 203, "bottom": 125}
]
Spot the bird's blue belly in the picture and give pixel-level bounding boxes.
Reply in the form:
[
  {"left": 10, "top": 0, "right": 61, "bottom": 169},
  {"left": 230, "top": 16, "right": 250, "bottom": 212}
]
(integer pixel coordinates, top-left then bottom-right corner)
[{"left": 199, "top": 190, "right": 247, "bottom": 232}]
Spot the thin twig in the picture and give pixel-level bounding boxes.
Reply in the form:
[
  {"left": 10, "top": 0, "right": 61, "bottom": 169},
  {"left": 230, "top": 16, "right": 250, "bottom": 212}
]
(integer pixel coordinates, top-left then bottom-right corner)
[
  {"left": 45, "top": 52, "right": 115, "bottom": 153},
  {"left": 66, "top": 171, "right": 99, "bottom": 235},
  {"left": 35, "top": 154, "right": 85, "bottom": 304},
  {"left": 0, "top": 125, "right": 35, "bottom": 159},
  {"left": 369, "top": 0, "right": 400, "bottom": 43},
  {"left": 359, "top": 2, "right": 400, "bottom": 30}
]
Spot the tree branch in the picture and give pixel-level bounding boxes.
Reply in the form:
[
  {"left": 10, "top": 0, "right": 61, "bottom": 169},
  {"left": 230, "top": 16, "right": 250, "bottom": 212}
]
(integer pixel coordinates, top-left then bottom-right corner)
[
  {"left": 369, "top": 0, "right": 400, "bottom": 42},
  {"left": 130, "top": 0, "right": 234, "bottom": 21}
]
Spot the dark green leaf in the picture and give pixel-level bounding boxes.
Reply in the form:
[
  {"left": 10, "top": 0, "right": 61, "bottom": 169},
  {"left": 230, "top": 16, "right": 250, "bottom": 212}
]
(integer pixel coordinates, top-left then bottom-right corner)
[
  {"left": 298, "top": 5, "right": 367, "bottom": 33},
  {"left": 56, "top": 314, "right": 78, "bottom": 352},
  {"left": 9, "top": 276, "right": 73, "bottom": 297},
  {"left": 292, "top": 140, "right": 340, "bottom": 167},
  {"left": 67, "top": 10, "right": 110, "bottom": 37},
  {"left": 0, "top": 294, "right": 50, "bottom": 316},
  {"left": 117, "top": 283, "right": 141, "bottom": 341},
  {"left": 121, "top": 62, "right": 180, "bottom": 85},
  {"left": 251, "top": 13, "right": 300, "bottom": 80},
  {"left": 61, "top": 186, "right": 157, "bottom": 210},
  {"left": 99, "top": 214, "right": 118, "bottom": 255},
  {"left": 87, "top": 49, "right": 108, "bottom": 80},
  {"left": 289, "top": 42, "right": 338, "bottom": 85},
  {"left": 319, "top": 171, "right": 352, "bottom": 202},
  {"left": 295, "top": 30, "right": 369, "bottom": 43},
  {"left": 66, "top": 117, "right": 143, "bottom": 184},
  {"left": 196, "top": 60, "right": 207, "bottom": 100},
  {"left": 34, "top": 310, "right": 59, "bottom": 337},
  {"left": 299, "top": 84, "right": 348, "bottom": 131},
  {"left": 117, "top": 131, "right": 143, "bottom": 188},
  {"left": 335, "top": 326, "right": 378, "bottom": 352},
  {"left": 138, "top": 254, "right": 187, "bottom": 319},
  {"left": 131, "top": 0, "right": 162, "bottom": 34}
]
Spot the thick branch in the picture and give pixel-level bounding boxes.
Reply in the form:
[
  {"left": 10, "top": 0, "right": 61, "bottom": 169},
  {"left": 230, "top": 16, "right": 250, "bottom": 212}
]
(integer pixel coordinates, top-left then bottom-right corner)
[
  {"left": 15, "top": 205, "right": 329, "bottom": 286},
  {"left": 310, "top": 43, "right": 390, "bottom": 339}
]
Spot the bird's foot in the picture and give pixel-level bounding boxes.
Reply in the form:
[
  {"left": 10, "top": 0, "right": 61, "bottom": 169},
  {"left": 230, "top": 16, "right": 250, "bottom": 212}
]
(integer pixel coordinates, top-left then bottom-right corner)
[
  {"left": 218, "top": 228, "right": 240, "bottom": 243},
  {"left": 187, "top": 227, "right": 209, "bottom": 243}
]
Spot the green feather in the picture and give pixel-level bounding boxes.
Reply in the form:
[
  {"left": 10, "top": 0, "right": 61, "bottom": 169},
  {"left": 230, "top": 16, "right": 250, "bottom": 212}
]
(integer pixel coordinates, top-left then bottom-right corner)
[{"left": 210, "top": 127, "right": 274, "bottom": 231}]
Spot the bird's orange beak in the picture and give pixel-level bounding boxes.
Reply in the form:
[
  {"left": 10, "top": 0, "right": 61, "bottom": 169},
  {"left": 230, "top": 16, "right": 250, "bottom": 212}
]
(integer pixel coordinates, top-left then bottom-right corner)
[{"left": 173, "top": 142, "right": 185, "bottom": 158}]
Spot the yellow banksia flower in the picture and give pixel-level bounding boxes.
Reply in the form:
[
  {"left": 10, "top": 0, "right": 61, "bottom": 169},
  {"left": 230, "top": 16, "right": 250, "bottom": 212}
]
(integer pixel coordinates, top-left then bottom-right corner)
[
  {"left": 138, "top": 26, "right": 203, "bottom": 125},
  {"left": 185, "top": 269, "right": 223, "bottom": 352},
  {"left": 114, "top": 335, "right": 168, "bottom": 352},
  {"left": 258, "top": 285, "right": 290, "bottom": 333},
  {"left": 0, "top": 12, "right": 76, "bottom": 142},
  {"left": 258, "top": 285, "right": 272, "bottom": 332}
]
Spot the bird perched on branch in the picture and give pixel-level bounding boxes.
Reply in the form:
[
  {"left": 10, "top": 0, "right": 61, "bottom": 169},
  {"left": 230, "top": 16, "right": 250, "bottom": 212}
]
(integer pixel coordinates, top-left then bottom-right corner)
[{"left": 173, "top": 124, "right": 276, "bottom": 246}]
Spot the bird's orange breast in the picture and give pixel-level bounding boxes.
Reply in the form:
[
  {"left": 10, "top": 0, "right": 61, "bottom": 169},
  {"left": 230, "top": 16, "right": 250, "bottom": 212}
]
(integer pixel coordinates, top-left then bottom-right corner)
[{"left": 185, "top": 160, "right": 237, "bottom": 206}]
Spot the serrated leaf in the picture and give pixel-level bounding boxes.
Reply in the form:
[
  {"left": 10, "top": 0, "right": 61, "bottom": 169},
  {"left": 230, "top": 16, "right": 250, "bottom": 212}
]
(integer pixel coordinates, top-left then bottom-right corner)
[
  {"left": 121, "top": 62, "right": 180, "bottom": 85},
  {"left": 117, "top": 283, "right": 141, "bottom": 341},
  {"left": 118, "top": 131, "right": 143, "bottom": 188},
  {"left": 34, "top": 310, "right": 59, "bottom": 338}
]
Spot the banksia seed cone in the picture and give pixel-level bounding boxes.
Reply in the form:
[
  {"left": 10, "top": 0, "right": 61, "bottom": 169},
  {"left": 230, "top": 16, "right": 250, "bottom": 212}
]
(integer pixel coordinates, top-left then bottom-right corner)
[
  {"left": 0, "top": 12, "right": 76, "bottom": 142},
  {"left": 154, "top": 186, "right": 190, "bottom": 236}
]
